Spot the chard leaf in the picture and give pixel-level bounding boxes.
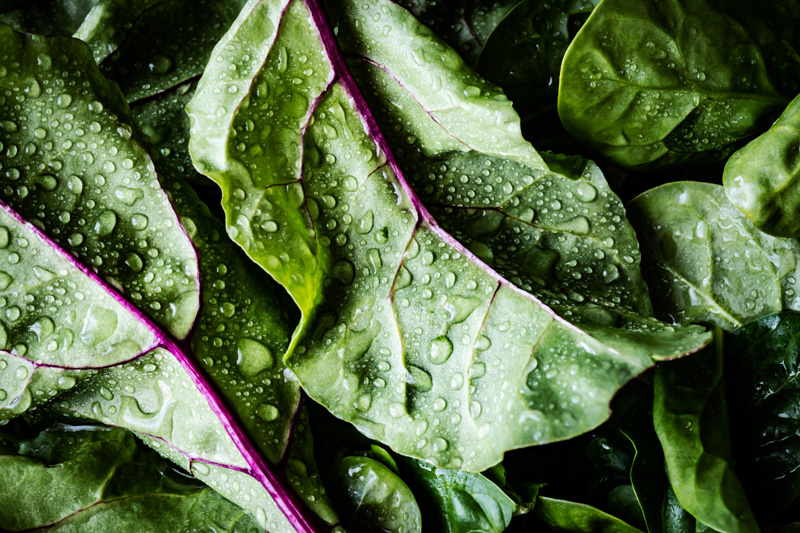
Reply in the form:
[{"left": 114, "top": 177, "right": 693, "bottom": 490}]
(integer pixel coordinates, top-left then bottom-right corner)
[
  {"left": 723, "top": 94, "right": 800, "bottom": 238},
  {"left": 628, "top": 182, "right": 800, "bottom": 330},
  {"left": 0, "top": 27, "right": 333, "bottom": 531},
  {"left": 653, "top": 335, "right": 758, "bottom": 533},
  {"left": 533, "top": 496, "right": 644, "bottom": 533},
  {"left": 476, "top": 0, "right": 599, "bottom": 120},
  {"left": 188, "top": 0, "right": 710, "bottom": 472},
  {"left": 726, "top": 311, "right": 800, "bottom": 518},
  {"left": 97, "top": 0, "right": 248, "bottom": 102},
  {"left": 0, "top": 423, "right": 261, "bottom": 532},
  {"left": 326, "top": 456, "right": 422, "bottom": 532},
  {"left": 558, "top": 0, "right": 800, "bottom": 169}
]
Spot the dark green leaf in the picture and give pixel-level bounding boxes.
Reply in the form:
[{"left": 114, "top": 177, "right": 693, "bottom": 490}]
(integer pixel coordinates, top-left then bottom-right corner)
[
  {"left": 0, "top": 0, "right": 97, "bottom": 35},
  {"left": 476, "top": 0, "right": 599, "bottom": 120},
  {"left": 726, "top": 311, "right": 800, "bottom": 518}
]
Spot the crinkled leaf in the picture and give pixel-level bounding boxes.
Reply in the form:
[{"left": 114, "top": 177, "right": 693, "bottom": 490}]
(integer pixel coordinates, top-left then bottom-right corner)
[
  {"left": 0, "top": 0, "right": 97, "bottom": 36},
  {"left": 726, "top": 311, "right": 800, "bottom": 518},
  {"left": 395, "top": 0, "right": 517, "bottom": 65},
  {"left": 188, "top": 0, "right": 709, "bottom": 472},
  {"left": 326, "top": 455, "right": 422, "bottom": 533},
  {"left": 558, "top": 0, "right": 800, "bottom": 169},
  {"left": 628, "top": 182, "right": 800, "bottom": 330},
  {"left": 476, "top": 0, "right": 599, "bottom": 120},
  {"left": 98, "top": 0, "right": 248, "bottom": 102},
  {"left": 653, "top": 335, "right": 758, "bottom": 533},
  {"left": 723, "top": 94, "right": 800, "bottom": 238},
  {"left": 534, "top": 496, "right": 644, "bottom": 533},
  {"left": 0, "top": 423, "right": 261, "bottom": 532},
  {"left": 0, "top": 26, "right": 332, "bottom": 531}
]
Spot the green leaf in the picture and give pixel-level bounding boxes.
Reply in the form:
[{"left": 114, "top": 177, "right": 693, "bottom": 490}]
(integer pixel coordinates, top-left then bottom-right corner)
[
  {"left": 534, "top": 496, "right": 644, "bottom": 533},
  {"left": 723, "top": 94, "right": 800, "bottom": 238},
  {"left": 98, "top": 0, "right": 248, "bottom": 102},
  {"left": 74, "top": 0, "right": 164, "bottom": 62},
  {"left": 0, "top": 26, "right": 332, "bottom": 530},
  {"left": 476, "top": 0, "right": 599, "bottom": 120},
  {"left": 726, "top": 311, "right": 800, "bottom": 518},
  {"left": 558, "top": 0, "right": 800, "bottom": 169},
  {"left": 130, "top": 80, "right": 206, "bottom": 185},
  {"left": 0, "top": 423, "right": 261, "bottom": 532},
  {"left": 398, "top": 457, "right": 518, "bottom": 532},
  {"left": 188, "top": 0, "right": 710, "bottom": 472},
  {"left": 653, "top": 333, "right": 758, "bottom": 533},
  {"left": 326, "top": 456, "right": 422, "bottom": 533},
  {"left": 628, "top": 182, "right": 800, "bottom": 330},
  {"left": 0, "top": 0, "right": 97, "bottom": 36},
  {"left": 395, "top": 0, "right": 518, "bottom": 65}
]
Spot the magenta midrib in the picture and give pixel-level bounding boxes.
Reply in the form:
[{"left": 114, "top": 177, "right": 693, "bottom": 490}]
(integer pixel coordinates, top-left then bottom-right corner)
[{"left": 0, "top": 198, "right": 321, "bottom": 533}]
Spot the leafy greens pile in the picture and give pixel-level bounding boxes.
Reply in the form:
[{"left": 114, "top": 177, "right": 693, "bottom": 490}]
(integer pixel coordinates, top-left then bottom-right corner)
[{"left": 0, "top": 0, "right": 798, "bottom": 531}]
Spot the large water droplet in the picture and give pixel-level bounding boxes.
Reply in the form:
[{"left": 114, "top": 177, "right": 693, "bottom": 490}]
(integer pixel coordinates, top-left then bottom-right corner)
[
  {"left": 429, "top": 336, "right": 453, "bottom": 365},
  {"left": 237, "top": 338, "right": 275, "bottom": 378}
]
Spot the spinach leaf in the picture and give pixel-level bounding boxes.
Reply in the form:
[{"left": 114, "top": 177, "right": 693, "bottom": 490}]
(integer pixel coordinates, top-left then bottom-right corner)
[
  {"left": 188, "top": 0, "right": 709, "bottom": 473},
  {"left": 73, "top": 0, "right": 164, "bottom": 63},
  {"left": 723, "top": 94, "right": 800, "bottom": 238},
  {"left": 326, "top": 455, "right": 422, "bottom": 533},
  {"left": 534, "top": 496, "right": 644, "bottom": 533},
  {"left": 476, "top": 0, "right": 599, "bottom": 121},
  {"left": 726, "top": 311, "right": 800, "bottom": 518},
  {"left": 0, "top": 0, "right": 98, "bottom": 36},
  {"left": 0, "top": 423, "right": 261, "bottom": 532},
  {"left": 395, "top": 0, "right": 518, "bottom": 65},
  {"left": 628, "top": 182, "right": 800, "bottom": 330},
  {"left": 0, "top": 26, "right": 333, "bottom": 531},
  {"left": 558, "top": 0, "right": 800, "bottom": 169},
  {"left": 653, "top": 334, "right": 758, "bottom": 533}
]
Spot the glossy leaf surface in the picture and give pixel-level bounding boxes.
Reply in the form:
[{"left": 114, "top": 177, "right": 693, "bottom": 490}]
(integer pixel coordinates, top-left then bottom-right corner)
[
  {"left": 654, "top": 337, "right": 758, "bottom": 533},
  {"left": 724, "top": 94, "right": 800, "bottom": 238},
  {"left": 327, "top": 456, "right": 422, "bottom": 532},
  {"left": 0, "top": 0, "right": 97, "bottom": 36},
  {"left": 188, "top": 0, "right": 710, "bottom": 472},
  {"left": 0, "top": 26, "right": 332, "bottom": 532},
  {"left": 629, "top": 182, "right": 800, "bottom": 330},
  {"left": 559, "top": 0, "right": 800, "bottom": 168},
  {"left": 726, "top": 311, "right": 800, "bottom": 518},
  {"left": 0, "top": 423, "right": 261, "bottom": 532}
]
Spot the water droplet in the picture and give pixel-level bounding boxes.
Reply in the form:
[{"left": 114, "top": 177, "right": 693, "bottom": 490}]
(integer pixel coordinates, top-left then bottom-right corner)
[
  {"left": 432, "top": 397, "right": 447, "bottom": 411},
  {"left": 67, "top": 175, "right": 83, "bottom": 195},
  {"left": 57, "top": 94, "right": 72, "bottom": 108},
  {"left": 450, "top": 372, "right": 464, "bottom": 390},
  {"left": 357, "top": 393, "right": 372, "bottom": 410},
  {"left": 433, "top": 437, "right": 448, "bottom": 451},
  {"left": 237, "top": 338, "right": 275, "bottom": 377},
  {"left": 131, "top": 214, "right": 149, "bottom": 230},
  {"left": 0, "top": 228, "right": 8, "bottom": 248},
  {"left": 114, "top": 186, "right": 143, "bottom": 206},
  {"left": 0, "top": 272, "right": 11, "bottom": 290},
  {"left": 33, "top": 266, "right": 56, "bottom": 282},
  {"left": 125, "top": 252, "right": 144, "bottom": 272},
  {"left": 256, "top": 403, "right": 280, "bottom": 422},
  {"left": 68, "top": 232, "right": 84, "bottom": 246},
  {"left": 94, "top": 210, "right": 117, "bottom": 236},
  {"left": 429, "top": 336, "right": 453, "bottom": 365},
  {"left": 15, "top": 366, "right": 28, "bottom": 380},
  {"left": 576, "top": 182, "right": 597, "bottom": 202},
  {"left": 407, "top": 365, "right": 433, "bottom": 391},
  {"left": 357, "top": 210, "right": 374, "bottom": 234}
]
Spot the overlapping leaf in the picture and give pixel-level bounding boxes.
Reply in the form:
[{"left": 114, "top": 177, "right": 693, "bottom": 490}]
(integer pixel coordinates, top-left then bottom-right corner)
[
  {"left": 188, "top": 0, "right": 709, "bottom": 473},
  {"left": 0, "top": 423, "right": 261, "bottom": 531},
  {"left": 0, "top": 26, "right": 335, "bottom": 532},
  {"left": 629, "top": 182, "right": 800, "bottom": 330}
]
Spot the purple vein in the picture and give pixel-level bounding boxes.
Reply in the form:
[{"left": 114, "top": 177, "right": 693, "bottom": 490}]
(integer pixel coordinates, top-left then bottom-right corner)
[{"left": 0, "top": 199, "right": 320, "bottom": 533}]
